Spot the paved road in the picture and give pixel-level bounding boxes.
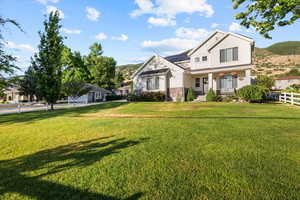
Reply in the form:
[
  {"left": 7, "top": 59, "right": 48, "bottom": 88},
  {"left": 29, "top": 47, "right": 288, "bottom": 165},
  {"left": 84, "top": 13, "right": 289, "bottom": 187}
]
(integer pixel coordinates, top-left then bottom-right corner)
[{"left": 0, "top": 102, "right": 105, "bottom": 115}]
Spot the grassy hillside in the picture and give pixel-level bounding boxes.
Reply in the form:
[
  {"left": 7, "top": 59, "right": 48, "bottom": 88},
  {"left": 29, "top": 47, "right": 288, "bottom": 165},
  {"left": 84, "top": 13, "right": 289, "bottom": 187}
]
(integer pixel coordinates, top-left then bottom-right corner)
[
  {"left": 266, "top": 41, "right": 300, "bottom": 55},
  {"left": 253, "top": 41, "right": 300, "bottom": 76},
  {"left": 116, "top": 63, "right": 142, "bottom": 80}
]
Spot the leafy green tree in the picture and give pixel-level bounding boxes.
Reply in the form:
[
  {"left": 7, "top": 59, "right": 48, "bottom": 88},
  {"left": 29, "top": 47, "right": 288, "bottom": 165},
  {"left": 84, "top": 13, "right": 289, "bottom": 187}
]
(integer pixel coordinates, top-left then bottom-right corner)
[
  {"left": 256, "top": 75, "right": 275, "bottom": 89},
  {"left": 186, "top": 88, "right": 195, "bottom": 101},
  {"left": 86, "top": 43, "right": 116, "bottom": 90},
  {"left": 63, "top": 51, "right": 91, "bottom": 83},
  {"left": 62, "top": 80, "right": 91, "bottom": 101},
  {"left": 0, "top": 16, "right": 22, "bottom": 94},
  {"left": 233, "top": 0, "right": 300, "bottom": 38},
  {"left": 33, "top": 11, "right": 64, "bottom": 110},
  {"left": 114, "top": 70, "right": 124, "bottom": 88},
  {"left": 19, "top": 65, "right": 41, "bottom": 101}
]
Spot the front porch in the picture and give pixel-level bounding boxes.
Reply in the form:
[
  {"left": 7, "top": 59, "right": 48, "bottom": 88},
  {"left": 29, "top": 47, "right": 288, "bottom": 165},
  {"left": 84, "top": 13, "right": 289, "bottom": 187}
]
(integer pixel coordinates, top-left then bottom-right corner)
[{"left": 190, "top": 68, "right": 252, "bottom": 95}]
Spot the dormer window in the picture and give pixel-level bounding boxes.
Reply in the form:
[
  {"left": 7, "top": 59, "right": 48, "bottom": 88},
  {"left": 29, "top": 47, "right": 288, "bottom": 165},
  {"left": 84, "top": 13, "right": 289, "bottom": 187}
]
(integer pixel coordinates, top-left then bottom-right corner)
[{"left": 194, "top": 57, "right": 200, "bottom": 62}]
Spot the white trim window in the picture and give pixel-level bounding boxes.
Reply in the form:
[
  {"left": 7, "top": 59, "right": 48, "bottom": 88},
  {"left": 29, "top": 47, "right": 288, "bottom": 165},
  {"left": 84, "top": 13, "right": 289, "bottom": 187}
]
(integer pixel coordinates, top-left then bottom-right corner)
[
  {"left": 194, "top": 57, "right": 200, "bottom": 62},
  {"left": 220, "top": 75, "right": 238, "bottom": 89},
  {"left": 220, "top": 47, "right": 238, "bottom": 63},
  {"left": 146, "top": 77, "right": 160, "bottom": 90},
  {"left": 202, "top": 56, "right": 208, "bottom": 62}
]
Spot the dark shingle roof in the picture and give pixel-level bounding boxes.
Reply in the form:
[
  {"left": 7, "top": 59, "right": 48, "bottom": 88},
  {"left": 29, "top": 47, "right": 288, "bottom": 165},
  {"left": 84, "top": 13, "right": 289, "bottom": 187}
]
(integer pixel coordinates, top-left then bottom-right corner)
[
  {"left": 164, "top": 50, "right": 191, "bottom": 63},
  {"left": 140, "top": 68, "right": 169, "bottom": 76}
]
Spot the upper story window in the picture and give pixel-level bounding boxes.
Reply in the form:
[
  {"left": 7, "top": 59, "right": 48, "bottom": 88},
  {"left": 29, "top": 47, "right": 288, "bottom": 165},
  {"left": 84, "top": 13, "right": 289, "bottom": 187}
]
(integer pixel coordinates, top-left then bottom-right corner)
[
  {"left": 146, "top": 77, "right": 160, "bottom": 90},
  {"left": 194, "top": 57, "right": 200, "bottom": 62},
  {"left": 202, "top": 56, "right": 208, "bottom": 62},
  {"left": 220, "top": 47, "right": 238, "bottom": 63}
]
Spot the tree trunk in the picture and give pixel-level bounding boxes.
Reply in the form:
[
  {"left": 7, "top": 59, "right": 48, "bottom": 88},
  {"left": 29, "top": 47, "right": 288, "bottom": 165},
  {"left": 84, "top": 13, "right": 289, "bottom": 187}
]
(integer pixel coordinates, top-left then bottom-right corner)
[{"left": 51, "top": 104, "right": 54, "bottom": 110}]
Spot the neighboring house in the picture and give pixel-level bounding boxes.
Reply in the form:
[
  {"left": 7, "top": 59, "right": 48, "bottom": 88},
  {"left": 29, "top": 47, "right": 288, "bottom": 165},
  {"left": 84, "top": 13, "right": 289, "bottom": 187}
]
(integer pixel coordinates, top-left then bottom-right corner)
[
  {"left": 274, "top": 76, "right": 300, "bottom": 90},
  {"left": 68, "top": 84, "right": 112, "bottom": 103},
  {"left": 3, "top": 87, "right": 31, "bottom": 103},
  {"left": 114, "top": 85, "right": 132, "bottom": 96},
  {"left": 132, "top": 30, "right": 255, "bottom": 101}
]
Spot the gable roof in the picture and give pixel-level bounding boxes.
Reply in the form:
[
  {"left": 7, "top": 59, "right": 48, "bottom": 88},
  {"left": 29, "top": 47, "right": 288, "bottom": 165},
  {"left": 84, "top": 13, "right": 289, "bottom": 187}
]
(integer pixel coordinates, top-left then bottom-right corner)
[
  {"left": 131, "top": 55, "right": 185, "bottom": 78},
  {"left": 208, "top": 32, "right": 254, "bottom": 52},
  {"left": 140, "top": 68, "right": 169, "bottom": 76},
  {"left": 188, "top": 30, "right": 226, "bottom": 56}
]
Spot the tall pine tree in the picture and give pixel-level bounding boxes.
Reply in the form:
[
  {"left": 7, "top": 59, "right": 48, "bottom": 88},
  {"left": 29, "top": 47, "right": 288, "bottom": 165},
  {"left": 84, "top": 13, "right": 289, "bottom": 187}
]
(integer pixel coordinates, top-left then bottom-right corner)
[{"left": 33, "top": 11, "right": 64, "bottom": 110}]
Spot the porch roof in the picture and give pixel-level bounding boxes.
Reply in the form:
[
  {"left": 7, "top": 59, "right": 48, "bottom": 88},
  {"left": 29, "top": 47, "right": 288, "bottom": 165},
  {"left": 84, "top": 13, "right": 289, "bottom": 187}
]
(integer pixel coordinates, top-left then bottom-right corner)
[{"left": 140, "top": 68, "right": 169, "bottom": 76}]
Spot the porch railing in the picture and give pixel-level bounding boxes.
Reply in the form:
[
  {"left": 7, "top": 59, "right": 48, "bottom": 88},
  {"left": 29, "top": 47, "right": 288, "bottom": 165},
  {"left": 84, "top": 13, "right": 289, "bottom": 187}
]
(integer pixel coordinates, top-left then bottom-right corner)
[{"left": 279, "top": 92, "right": 300, "bottom": 106}]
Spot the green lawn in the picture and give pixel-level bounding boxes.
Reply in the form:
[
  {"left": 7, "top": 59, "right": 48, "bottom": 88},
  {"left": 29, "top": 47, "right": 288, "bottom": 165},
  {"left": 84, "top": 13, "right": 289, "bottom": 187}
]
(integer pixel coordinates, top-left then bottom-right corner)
[{"left": 0, "top": 102, "right": 299, "bottom": 200}]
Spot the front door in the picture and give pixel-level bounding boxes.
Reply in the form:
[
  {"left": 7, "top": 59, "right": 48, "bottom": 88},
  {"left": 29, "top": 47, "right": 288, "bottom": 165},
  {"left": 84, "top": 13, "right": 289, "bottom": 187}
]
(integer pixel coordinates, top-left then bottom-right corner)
[{"left": 203, "top": 77, "right": 208, "bottom": 94}]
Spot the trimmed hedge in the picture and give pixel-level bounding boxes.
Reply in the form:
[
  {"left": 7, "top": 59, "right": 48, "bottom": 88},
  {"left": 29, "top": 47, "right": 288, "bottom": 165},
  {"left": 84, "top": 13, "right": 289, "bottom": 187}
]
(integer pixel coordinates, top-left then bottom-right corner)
[
  {"left": 237, "top": 85, "right": 267, "bottom": 103},
  {"left": 127, "top": 92, "right": 165, "bottom": 102},
  {"left": 186, "top": 88, "right": 195, "bottom": 101},
  {"left": 106, "top": 94, "right": 124, "bottom": 101}
]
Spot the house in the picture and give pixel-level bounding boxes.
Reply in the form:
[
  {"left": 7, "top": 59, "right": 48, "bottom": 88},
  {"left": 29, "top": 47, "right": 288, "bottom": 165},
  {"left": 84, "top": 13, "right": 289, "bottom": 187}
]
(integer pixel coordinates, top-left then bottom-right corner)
[
  {"left": 274, "top": 76, "right": 300, "bottom": 90},
  {"left": 68, "top": 84, "right": 112, "bottom": 103},
  {"left": 132, "top": 30, "right": 255, "bottom": 101},
  {"left": 114, "top": 85, "right": 132, "bottom": 96},
  {"left": 3, "top": 87, "right": 31, "bottom": 103}
]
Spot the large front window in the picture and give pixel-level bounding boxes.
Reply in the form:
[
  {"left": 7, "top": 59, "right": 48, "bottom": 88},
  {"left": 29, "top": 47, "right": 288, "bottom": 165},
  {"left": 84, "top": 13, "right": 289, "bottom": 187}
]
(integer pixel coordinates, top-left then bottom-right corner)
[
  {"left": 220, "top": 75, "right": 237, "bottom": 89},
  {"left": 220, "top": 47, "right": 238, "bottom": 63},
  {"left": 146, "top": 77, "right": 160, "bottom": 90}
]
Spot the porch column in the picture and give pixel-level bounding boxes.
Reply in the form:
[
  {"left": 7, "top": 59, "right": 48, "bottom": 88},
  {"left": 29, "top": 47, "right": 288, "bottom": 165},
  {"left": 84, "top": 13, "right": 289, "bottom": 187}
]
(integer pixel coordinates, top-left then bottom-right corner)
[
  {"left": 208, "top": 73, "right": 213, "bottom": 90},
  {"left": 245, "top": 69, "right": 251, "bottom": 85},
  {"left": 213, "top": 77, "right": 217, "bottom": 92}
]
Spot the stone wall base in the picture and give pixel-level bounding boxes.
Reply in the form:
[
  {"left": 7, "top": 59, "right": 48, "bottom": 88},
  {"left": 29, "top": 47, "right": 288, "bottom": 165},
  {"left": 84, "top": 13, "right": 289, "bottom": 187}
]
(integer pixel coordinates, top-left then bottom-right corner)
[{"left": 169, "top": 87, "right": 185, "bottom": 101}]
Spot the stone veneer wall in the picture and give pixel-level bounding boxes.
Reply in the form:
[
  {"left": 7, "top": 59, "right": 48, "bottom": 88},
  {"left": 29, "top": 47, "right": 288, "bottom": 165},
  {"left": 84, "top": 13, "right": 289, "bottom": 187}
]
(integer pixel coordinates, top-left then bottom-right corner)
[{"left": 169, "top": 87, "right": 185, "bottom": 101}]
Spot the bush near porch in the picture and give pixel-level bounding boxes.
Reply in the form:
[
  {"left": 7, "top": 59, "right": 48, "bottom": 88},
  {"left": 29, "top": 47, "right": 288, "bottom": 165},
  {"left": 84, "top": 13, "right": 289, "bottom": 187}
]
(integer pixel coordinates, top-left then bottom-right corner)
[
  {"left": 0, "top": 102, "right": 299, "bottom": 200},
  {"left": 127, "top": 91, "right": 165, "bottom": 102}
]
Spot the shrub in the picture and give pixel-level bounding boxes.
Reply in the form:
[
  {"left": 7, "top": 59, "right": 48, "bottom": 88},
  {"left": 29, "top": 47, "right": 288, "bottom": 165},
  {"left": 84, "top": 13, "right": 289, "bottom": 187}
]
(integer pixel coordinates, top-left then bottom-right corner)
[
  {"left": 237, "top": 85, "right": 267, "bottom": 103},
  {"left": 256, "top": 75, "right": 275, "bottom": 89},
  {"left": 127, "top": 92, "right": 165, "bottom": 102},
  {"left": 106, "top": 94, "right": 124, "bottom": 101},
  {"left": 206, "top": 89, "right": 222, "bottom": 102},
  {"left": 186, "top": 88, "right": 195, "bottom": 102}
]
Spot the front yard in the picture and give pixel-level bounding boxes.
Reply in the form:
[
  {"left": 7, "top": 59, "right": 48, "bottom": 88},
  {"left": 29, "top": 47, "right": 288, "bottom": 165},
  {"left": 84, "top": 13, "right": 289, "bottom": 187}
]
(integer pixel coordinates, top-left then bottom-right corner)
[{"left": 0, "top": 102, "right": 299, "bottom": 200}]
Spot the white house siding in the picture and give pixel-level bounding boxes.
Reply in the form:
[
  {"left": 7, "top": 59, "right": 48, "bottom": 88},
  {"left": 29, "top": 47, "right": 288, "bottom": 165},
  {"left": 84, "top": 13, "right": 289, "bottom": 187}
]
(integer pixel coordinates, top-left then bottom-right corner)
[
  {"left": 190, "top": 32, "right": 226, "bottom": 70},
  {"left": 209, "top": 35, "right": 252, "bottom": 68}
]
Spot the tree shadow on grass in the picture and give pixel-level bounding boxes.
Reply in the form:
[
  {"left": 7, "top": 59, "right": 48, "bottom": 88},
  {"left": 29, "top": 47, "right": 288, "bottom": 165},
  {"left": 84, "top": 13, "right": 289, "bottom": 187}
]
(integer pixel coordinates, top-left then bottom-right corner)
[
  {"left": 0, "top": 102, "right": 128, "bottom": 125},
  {"left": 0, "top": 136, "right": 148, "bottom": 200}
]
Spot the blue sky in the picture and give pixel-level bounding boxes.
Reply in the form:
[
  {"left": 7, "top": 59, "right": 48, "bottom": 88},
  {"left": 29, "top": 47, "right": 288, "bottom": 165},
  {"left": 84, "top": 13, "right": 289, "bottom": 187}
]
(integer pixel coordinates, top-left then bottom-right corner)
[{"left": 1, "top": 0, "right": 299, "bottom": 74}]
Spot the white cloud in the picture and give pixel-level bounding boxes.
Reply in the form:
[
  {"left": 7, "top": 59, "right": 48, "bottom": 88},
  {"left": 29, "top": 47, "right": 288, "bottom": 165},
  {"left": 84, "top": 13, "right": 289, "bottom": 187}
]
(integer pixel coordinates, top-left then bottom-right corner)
[
  {"left": 46, "top": 5, "right": 64, "bottom": 19},
  {"left": 62, "top": 28, "right": 81, "bottom": 34},
  {"left": 86, "top": 7, "right": 100, "bottom": 21},
  {"left": 4, "top": 41, "right": 35, "bottom": 52},
  {"left": 112, "top": 34, "right": 129, "bottom": 41},
  {"left": 131, "top": 0, "right": 214, "bottom": 18},
  {"left": 95, "top": 33, "right": 108, "bottom": 40},
  {"left": 211, "top": 23, "right": 219, "bottom": 28},
  {"left": 141, "top": 38, "right": 198, "bottom": 54},
  {"left": 36, "top": 0, "right": 60, "bottom": 5},
  {"left": 175, "top": 27, "right": 210, "bottom": 39},
  {"left": 229, "top": 22, "right": 242, "bottom": 32},
  {"left": 148, "top": 17, "right": 176, "bottom": 27}
]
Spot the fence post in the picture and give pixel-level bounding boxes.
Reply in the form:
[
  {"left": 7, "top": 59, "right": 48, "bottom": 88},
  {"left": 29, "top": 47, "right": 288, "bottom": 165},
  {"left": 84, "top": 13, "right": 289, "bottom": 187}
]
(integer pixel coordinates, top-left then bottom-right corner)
[
  {"left": 284, "top": 92, "right": 287, "bottom": 103},
  {"left": 291, "top": 93, "right": 294, "bottom": 105}
]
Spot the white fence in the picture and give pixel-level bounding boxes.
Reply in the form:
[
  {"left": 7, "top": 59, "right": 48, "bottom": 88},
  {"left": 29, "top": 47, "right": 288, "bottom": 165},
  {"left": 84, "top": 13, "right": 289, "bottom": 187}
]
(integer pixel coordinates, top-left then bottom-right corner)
[{"left": 279, "top": 92, "right": 300, "bottom": 106}]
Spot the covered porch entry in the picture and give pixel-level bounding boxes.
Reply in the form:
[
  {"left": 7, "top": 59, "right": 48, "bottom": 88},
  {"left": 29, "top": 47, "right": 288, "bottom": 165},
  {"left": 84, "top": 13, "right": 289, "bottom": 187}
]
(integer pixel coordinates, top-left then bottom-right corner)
[{"left": 190, "top": 68, "right": 252, "bottom": 95}]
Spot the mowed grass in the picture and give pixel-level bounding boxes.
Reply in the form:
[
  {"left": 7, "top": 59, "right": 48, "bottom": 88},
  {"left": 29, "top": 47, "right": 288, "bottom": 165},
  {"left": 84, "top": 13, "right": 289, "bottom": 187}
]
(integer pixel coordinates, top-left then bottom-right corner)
[{"left": 0, "top": 102, "right": 299, "bottom": 200}]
